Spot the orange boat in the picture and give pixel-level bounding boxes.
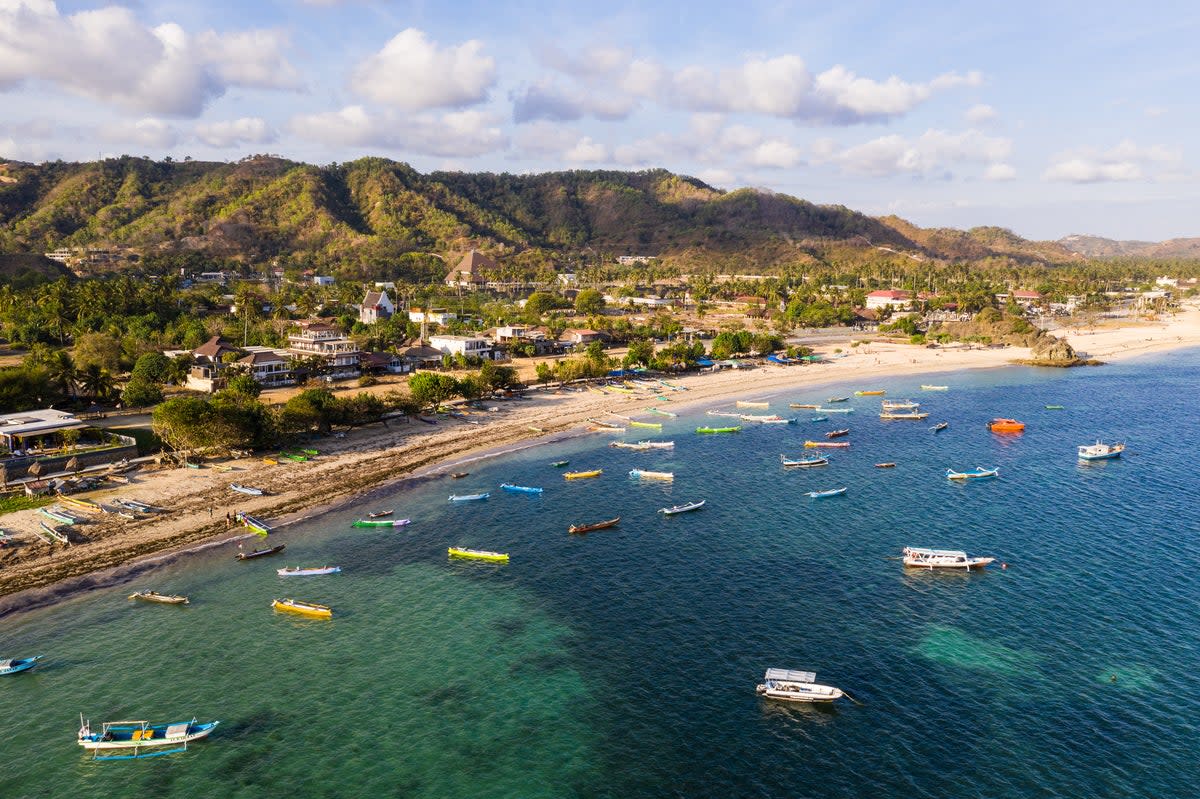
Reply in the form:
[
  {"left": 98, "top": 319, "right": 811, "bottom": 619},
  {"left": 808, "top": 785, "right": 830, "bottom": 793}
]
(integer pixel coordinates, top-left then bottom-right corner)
[{"left": 988, "top": 418, "right": 1025, "bottom": 432}]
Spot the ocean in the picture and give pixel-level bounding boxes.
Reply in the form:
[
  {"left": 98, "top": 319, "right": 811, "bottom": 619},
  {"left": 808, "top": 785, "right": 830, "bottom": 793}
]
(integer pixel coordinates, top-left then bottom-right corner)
[{"left": 2, "top": 349, "right": 1198, "bottom": 798}]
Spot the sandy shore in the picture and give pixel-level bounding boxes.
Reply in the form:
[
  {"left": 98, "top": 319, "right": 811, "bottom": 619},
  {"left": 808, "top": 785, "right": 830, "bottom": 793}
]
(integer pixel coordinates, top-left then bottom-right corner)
[{"left": 2, "top": 304, "right": 1197, "bottom": 612}]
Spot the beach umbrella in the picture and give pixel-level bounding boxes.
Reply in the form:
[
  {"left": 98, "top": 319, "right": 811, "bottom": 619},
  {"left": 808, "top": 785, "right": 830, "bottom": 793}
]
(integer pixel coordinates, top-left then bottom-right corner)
[{"left": 26, "top": 460, "right": 43, "bottom": 477}]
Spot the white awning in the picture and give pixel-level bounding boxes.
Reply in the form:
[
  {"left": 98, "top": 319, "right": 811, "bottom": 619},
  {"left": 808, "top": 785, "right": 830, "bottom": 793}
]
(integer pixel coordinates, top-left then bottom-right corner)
[{"left": 765, "top": 668, "right": 815, "bottom": 683}]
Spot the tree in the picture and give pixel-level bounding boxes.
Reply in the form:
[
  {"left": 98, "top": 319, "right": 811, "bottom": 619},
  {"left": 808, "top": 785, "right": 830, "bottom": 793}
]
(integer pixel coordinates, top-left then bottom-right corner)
[
  {"left": 279, "top": 389, "right": 339, "bottom": 434},
  {"left": 574, "top": 288, "right": 606, "bottom": 315},
  {"left": 130, "top": 352, "right": 171, "bottom": 384},
  {"left": 78, "top": 364, "right": 116, "bottom": 401},
  {"left": 121, "top": 379, "right": 163, "bottom": 408},
  {"left": 408, "top": 372, "right": 460, "bottom": 409},
  {"left": 479, "top": 360, "right": 518, "bottom": 391},
  {"left": 524, "top": 292, "right": 569, "bottom": 317},
  {"left": 456, "top": 375, "right": 487, "bottom": 401},
  {"left": 535, "top": 362, "right": 554, "bottom": 384},
  {"left": 0, "top": 367, "right": 55, "bottom": 412},
  {"left": 73, "top": 332, "right": 124, "bottom": 373},
  {"left": 223, "top": 374, "right": 262, "bottom": 399},
  {"left": 153, "top": 396, "right": 218, "bottom": 453},
  {"left": 623, "top": 338, "right": 655, "bottom": 368}
]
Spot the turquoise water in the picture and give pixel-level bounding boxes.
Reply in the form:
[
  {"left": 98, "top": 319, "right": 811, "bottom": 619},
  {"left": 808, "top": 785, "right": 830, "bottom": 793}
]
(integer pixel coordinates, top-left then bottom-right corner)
[{"left": 3, "top": 351, "right": 1200, "bottom": 798}]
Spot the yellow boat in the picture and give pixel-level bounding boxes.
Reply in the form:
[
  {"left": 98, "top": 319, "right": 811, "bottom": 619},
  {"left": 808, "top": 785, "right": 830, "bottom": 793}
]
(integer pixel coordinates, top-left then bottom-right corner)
[
  {"left": 271, "top": 598, "right": 332, "bottom": 619},
  {"left": 628, "top": 420, "right": 662, "bottom": 429},
  {"left": 564, "top": 469, "right": 603, "bottom": 480},
  {"left": 262, "top": 457, "right": 278, "bottom": 465},
  {"left": 58, "top": 495, "right": 102, "bottom": 513},
  {"left": 854, "top": 390, "right": 886, "bottom": 396},
  {"left": 448, "top": 547, "right": 509, "bottom": 562}
]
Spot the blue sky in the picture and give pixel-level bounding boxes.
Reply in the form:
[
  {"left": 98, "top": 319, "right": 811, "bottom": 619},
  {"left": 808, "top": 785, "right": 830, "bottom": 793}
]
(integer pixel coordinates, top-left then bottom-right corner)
[{"left": 2, "top": 0, "right": 1199, "bottom": 241}]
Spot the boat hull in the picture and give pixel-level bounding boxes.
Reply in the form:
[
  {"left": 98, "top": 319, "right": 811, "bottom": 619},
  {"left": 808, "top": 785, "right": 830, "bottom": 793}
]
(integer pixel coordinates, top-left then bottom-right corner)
[
  {"left": 78, "top": 720, "right": 219, "bottom": 757},
  {"left": 756, "top": 684, "right": 844, "bottom": 703},
  {"left": 272, "top": 599, "right": 332, "bottom": 618},
  {"left": 0, "top": 656, "right": 42, "bottom": 675},
  {"left": 448, "top": 547, "right": 509, "bottom": 562}
]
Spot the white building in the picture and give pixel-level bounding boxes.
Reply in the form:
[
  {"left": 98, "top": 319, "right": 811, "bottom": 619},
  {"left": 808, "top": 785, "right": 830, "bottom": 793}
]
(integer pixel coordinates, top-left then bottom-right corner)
[
  {"left": 865, "top": 290, "right": 914, "bottom": 310},
  {"left": 359, "top": 289, "right": 395, "bottom": 324},
  {"left": 237, "top": 347, "right": 294, "bottom": 387},
  {"left": 313, "top": 275, "right": 334, "bottom": 286},
  {"left": 408, "top": 308, "right": 457, "bottom": 325},
  {"left": 429, "top": 334, "right": 493, "bottom": 361},
  {"left": 287, "top": 321, "right": 361, "bottom": 378}
]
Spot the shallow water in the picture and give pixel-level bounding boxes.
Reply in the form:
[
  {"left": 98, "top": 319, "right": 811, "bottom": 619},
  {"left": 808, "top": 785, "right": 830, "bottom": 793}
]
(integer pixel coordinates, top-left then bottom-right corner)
[{"left": 3, "top": 351, "right": 1199, "bottom": 798}]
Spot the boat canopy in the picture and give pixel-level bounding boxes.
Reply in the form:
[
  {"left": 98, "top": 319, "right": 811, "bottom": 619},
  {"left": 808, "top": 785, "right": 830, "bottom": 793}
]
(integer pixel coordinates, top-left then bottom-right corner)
[
  {"left": 764, "top": 668, "right": 816, "bottom": 683},
  {"left": 905, "top": 547, "right": 967, "bottom": 559}
]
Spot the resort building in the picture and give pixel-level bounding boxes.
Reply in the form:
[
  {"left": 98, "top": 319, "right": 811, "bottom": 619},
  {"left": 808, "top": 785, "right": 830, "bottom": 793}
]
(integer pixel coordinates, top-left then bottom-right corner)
[
  {"left": 236, "top": 347, "right": 295, "bottom": 388},
  {"left": 444, "top": 249, "right": 496, "bottom": 289},
  {"left": 287, "top": 321, "right": 363, "bottom": 380},
  {"left": 359, "top": 289, "right": 395, "bottom": 324},
  {"left": 407, "top": 308, "right": 457, "bottom": 325},
  {"left": 186, "top": 335, "right": 242, "bottom": 392},
  {"left": 312, "top": 275, "right": 334, "bottom": 286},
  {"left": 0, "top": 409, "right": 137, "bottom": 481},
  {"left": 398, "top": 344, "right": 446, "bottom": 370},
  {"left": 865, "top": 290, "right": 915, "bottom": 310},
  {"left": 428, "top": 334, "right": 494, "bottom": 361},
  {"left": 559, "top": 328, "right": 602, "bottom": 346}
]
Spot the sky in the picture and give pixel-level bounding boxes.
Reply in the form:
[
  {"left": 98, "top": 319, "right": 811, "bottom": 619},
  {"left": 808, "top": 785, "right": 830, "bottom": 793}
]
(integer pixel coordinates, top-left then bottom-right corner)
[{"left": 2, "top": 0, "right": 1199, "bottom": 242}]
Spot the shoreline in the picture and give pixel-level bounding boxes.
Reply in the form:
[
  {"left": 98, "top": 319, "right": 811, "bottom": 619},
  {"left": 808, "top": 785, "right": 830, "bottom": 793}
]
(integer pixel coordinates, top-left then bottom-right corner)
[{"left": 1, "top": 306, "right": 1197, "bottom": 616}]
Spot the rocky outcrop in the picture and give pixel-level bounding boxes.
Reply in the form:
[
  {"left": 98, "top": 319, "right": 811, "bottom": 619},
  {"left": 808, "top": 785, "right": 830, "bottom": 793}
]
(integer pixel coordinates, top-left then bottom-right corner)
[{"left": 1020, "top": 334, "right": 1102, "bottom": 367}]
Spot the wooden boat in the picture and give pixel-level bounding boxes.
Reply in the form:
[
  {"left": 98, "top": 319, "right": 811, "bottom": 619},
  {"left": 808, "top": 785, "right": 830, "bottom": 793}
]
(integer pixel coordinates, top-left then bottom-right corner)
[
  {"left": 448, "top": 493, "right": 490, "bottom": 501},
  {"left": 809, "top": 416, "right": 828, "bottom": 422},
  {"left": 588, "top": 425, "right": 625, "bottom": 433},
  {"left": 58, "top": 495, "right": 101, "bottom": 513},
  {"left": 551, "top": 460, "right": 569, "bottom": 468},
  {"left": 804, "top": 440, "right": 849, "bottom": 449},
  {"left": 129, "top": 590, "right": 189, "bottom": 605},
  {"left": 1078, "top": 441, "right": 1125, "bottom": 461},
  {"left": 236, "top": 543, "right": 285, "bottom": 560},
  {"left": 736, "top": 400, "right": 770, "bottom": 409},
  {"left": 988, "top": 418, "right": 1025, "bottom": 432},
  {"left": 815, "top": 407, "right": 854, "bottom": 414},
  {"left": 352, "top": 518, "right": 412, "bottom": 527},
  {"left": 696, "top": 426, "right": 741, "bottom": 434},
  {"left": 568, "top": 517, "right": 620, "bottom": 534},
  {"left": 1045, "top": 405, "right": 1065, "bottom": 410},
  {"left": 706, "top": 410, "right": 742, "bottom": 418},
  {"left": 368, "top": 509, "right": 394, "bottom": 518},
  {"left": 756, "top": 668, "right": 844, "bottom": 703},
  {"left": 629, "top": 420, "right": 663, "bottom": 429},
  {"left": 789, "top": 403, "right": 821, "bottom": 409},
  {"left": 184, "top": 462, "right": 203, "bottom": 469},
  {"left": 805, "top": 487, "right": 846, "bottom": 498},
  {"left": 921, "top": 385, "right": 949, "bottom": 391},
  {"left": 500, "top": 483, "right": 544, "bottom": 494},
  {"left": 881, "top": 399, "right": 920, "bottom": 410},
  {"left": 77, "top": 716, "right": 220, "bottom": 760},
  {"left": 301, "top": 449, "right": 319, "bottom": 456},
  {"left": 277, "top": 566, "right": 341, "bottom": 576},
  {"left": 230, "top": 483, "right": 264, "bottom": 496},
  {"left": 875, "top": 462, "right": 897, "bottom": 468},
  {"left": 563, "top": 469, "right": 602, "bottom": 480},
  {"left": 272, "top": 598, "right": 332, "bottom": 618},
  {"left": 628, "top": 469, "right": 674, "bottom": 481},
  {"left": 826, "top": 396, "right": 850, "bottom": 403},
  {"left": 120, "top": 499, "right": 165, "bottom": 513},
  {"left": 946, "top": 466, "right": 999, "bottom": 480},
  {"left": 0, "top": 655, "right": 42, "bottom": 675},
  {"left": 825, "top": 429, "right": 850, "bottom": 439},
  {"left": 235, "top": 512, "right": 273, "bottom": 534},
  {"left": 39, "top": 506, "right": 78, "bottom": 525},
  {"left": 36, "top": 521, "right": 69, "bottom": 544},
  {"left": 646, "top": 407, "right": 677, "bottom": 417},
  {"left": 932, "top": 422, "right": 948, "bottom": 432},
  {"left": 855, "top": 390, "right": 885, "bottom": 396},
  {"left": 587, "top": 418, "right": 625, "bottom": 430},
  {"left": 450, "top": 472, "right": 469, "bottom": 479},
  {"left": 448, "top": 547, "right": 509, "bottom": 562},
  {"left": 262, "top": 457, "right": 278, "bottom": 465},
  {"left": 902, "top": 546, "right": 994, "bottom": 570},
  {"left": 659, "top": 500, "right": 705, "bottom": 515},
  {"left": 279, "top": 452, "right": 307, "bottom": 462},
  {"left": 611, "top": 441, "right": 653, "bottom": 451},
  {"left": 880, "top": 410, "right": 930, "bottom": 420},
  {"left": 781, "top": 454, "right": 828, "bottom": 468}
]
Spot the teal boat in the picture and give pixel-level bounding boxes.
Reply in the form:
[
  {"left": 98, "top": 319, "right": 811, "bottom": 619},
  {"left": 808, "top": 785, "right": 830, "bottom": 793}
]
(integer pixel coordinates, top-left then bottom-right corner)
[
  {"left": 0, "top": 655, "right": 42, "bottom": 675},
  {"left": 500, "top": 483, "right": 544, "bottom": 494},
  {"left": 38, "top": 507, "right": 77, "bottom": 525},
  {"left": 1045, "top": 405, "right": 1065, "bottom": 410}
]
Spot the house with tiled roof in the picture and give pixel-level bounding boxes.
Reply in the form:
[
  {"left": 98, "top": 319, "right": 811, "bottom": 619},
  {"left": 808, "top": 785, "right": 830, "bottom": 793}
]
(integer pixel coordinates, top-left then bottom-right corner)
[
  {"left": 445, "top": 249, "right": 496, "bottom": 288},
  {"left": 237, "top": 347, "right": 294, "bottom": 387},
  {"left": 186, "top": 336, "right": 242, "bottom": 392},
  {"left": 359, "top": 289, "right": 395, "bottom": 324}
]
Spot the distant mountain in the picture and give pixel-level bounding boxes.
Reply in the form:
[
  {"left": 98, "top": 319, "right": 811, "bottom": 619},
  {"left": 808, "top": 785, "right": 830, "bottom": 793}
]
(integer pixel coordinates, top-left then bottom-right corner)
[{"left": 1058, "top": 234, "right": 1200, "bottom": 259}]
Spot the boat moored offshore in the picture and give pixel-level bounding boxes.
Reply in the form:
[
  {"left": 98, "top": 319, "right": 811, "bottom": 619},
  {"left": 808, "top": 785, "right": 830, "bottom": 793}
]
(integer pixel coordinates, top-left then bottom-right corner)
[
  {"left": 1078, "top": 441, "right": 1125, "bottom": 461},
  {"left": 902, "top": 546, "right": 995, "bottom": 569},
  {"left": 755, "top": 668, "right": 845, "bottom": 703},
  {"left": 77, "top": 715, "right": 219, "bottom": 760}
]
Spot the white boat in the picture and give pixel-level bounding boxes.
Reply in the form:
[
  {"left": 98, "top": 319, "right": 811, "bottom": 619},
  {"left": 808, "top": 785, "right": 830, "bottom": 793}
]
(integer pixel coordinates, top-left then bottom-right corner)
[
  {"left": 879, "top": 410, "right": 930, "bottom": 420},
  {"left": 659, "top": 500, "right": 705, "bottom": 515},
  {"left": 277, "top": 566, "right": 342, "bottom": 576},
  {"left": 77, "top": 716, "right": 219, "bottom": 760},
  {"left": 1078, "top": 441, "right": 1125, "bottom": 461},
  {"left": 902, "top": 546, "right": 994, "bottom": 570},
  {"left": 881, "top": 399, "right": 920, "bottom": 410},
  {"left": 448, "top": 493, "right": 489, "bottom": 501},
  {"left": 628, "top": 469, "right": 674, "bottom": 481},
  {"left": 921, "top": 385, "right": 949, "bottom": 391},
  {"left": 946, "top": 466, "right": 998, "bottom": 480},
  {"left": 781, "top": 454, "right": 828, "bottom": 468},
  {"left": 814, "top": 407, "right": 855, "bottom": 414},
  {"left": 755, "top": 668, "right": 844, "bottom": 703},
  {"left": 706, "top": 410, "right": 742, "bottom": 418},
  {"left": 230, "top": 484, "right": 264, "bottom": 496},
  {"left": 736, "top": 400, "right": 770, "bottom": 409}
]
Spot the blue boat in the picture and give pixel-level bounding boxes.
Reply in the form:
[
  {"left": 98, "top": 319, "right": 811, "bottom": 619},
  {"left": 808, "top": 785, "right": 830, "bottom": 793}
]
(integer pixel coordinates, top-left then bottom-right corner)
[
  {"left": 0, "top": 655, "right": 42, "bottom": 675},
  {"left": 809, "top": 416, "right": 828, "bottom": 422},
  {"left": 500, "top": 483, "right": 544, "bottom": 494}
]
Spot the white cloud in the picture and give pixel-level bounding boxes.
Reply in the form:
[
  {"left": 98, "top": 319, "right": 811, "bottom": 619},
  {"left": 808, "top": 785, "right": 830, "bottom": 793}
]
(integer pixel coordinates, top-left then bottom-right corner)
[
  {"left": 984, "top": 163, "right": 1016, "bottom": 181},
  {"left": 194, "top": 117, "right": 276, "bottom": 148},
  {"left": 290, "top": 105, "right": 506, "bottom": 157},
  {"left": 965, "top": 103, "right": 998, "bottom": 125},
  {"left": 746, "top": 139, "right": 803, "bottom": 169},
  {"left": 815, "top": 129, "right": 1011, "bottom": 177},
  {"left": 695, "top": 168, "right": 736, "bottom": 188},
  {"left": 100, "top": 118, "right": 178, "bottom": 149},
  {"left": 0, "top": 2, "right": 299, "bottom": 117},
  {"left": 1042, "top": 140, "right": 1182, "bottom": 183},
  {"left": 351, "top": 29, "right": 495, "bottom": 111},
  {"left": 511, "top": 80, "right": 637, "bottom": 123},
  {"left": 564, "top": 136, "right": 608, "bottom": 163}
]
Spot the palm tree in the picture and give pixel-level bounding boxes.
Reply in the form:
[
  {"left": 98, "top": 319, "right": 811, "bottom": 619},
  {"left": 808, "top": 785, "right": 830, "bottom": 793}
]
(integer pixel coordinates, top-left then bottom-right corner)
[
  {"left": 78, "top": 364, "right": 116, "bottom": 402},
  {"left": 46, "top": 350, "right": 77, "bottom": 401}
]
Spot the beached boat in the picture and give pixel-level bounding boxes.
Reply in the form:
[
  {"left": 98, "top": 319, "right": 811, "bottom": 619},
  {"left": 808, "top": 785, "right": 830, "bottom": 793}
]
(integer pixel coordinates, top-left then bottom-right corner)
[
  {"left": 58, "top": 495, "right": 102, "bottom": 514},
  {"left": 563, "top": 469, "right": 603, "bottom": 480},
  {"left": 611, "top": 441, "right": 653, "bottom": 451},
  {"left": 277, "top": 566, "right": 341, "bottom": 577},
  {"left": 352, "top": 518, "right": 411, "bottom": 527},
  {"left": 629, "top": 420, "right": 663, "bottom": 429},
  {"left": 804, "top": 440, "right": 849, "bottom": 449},
  {"left": 235, "top": 511, "right": 273, "bottom": 534},
  {"left": 881, "top": 399, "right": 920, "bottom": 410},
  {"left": 1078, "top": 441, "right": 1125, "bottom": 461},
  {"left": 880, "top": 410, "right": 930, "bottom": 420},
  {"left": 696, "top": 426, "right": 741, "bottom": 434},
  {"left": 230, "top": 483, "right": 264, "bottom": 496},
  {"left": 628, "top": 469, "right": 674, "bottom": 481},
  {"left": 448, "top": 493, "right": 490, "bottom": 501},
  {"left": 946, "top": 466, "right": 999, "bottom": 480},
  {"left": 736, "top": 400, "right": 770, "bottom": 409},
  {"left": 855, "top": 390, "right": 885, "bottom": 396},
  {"left": 781, "top": 454, "right": 829, "bottom": 468},
  {"left": 875, "top": 462, "right": 897, "bottom": 468},
  {"left": 301, "top": 449, "right": 319, "bottom": 456},
  {"left": 448, "top": 547, "right": 509, "bottom": 562},
  {"left": 120, "top": 499, "right": 165, "bottom": 513},
  {"left": 902, "top": 546, "right": 994, "bottom": 570},
  {"left": 368, "top": 509, "right": 393, "bottom": 518},
  {"left": 39, "top": 506, "right": 78, "bottom": 525},
  {"left": 36, "top": 521, "right": 69, "bottom": 544},
  {"left": 756, "top": 668, "right": 844, "bottom": 703},
  {"left": 826, "top": 396, "right": 850, "bottom": 403},
  {"left": 805, "top": 487, "right": 847, "bottom": 498},
  {"left": 236, "top": 543, "right": 285, "bottom": 560},
  {"left": 659, "top": 500, "right": 705, "bottom": 515},
  {"left": 551, "top": 460, "right": 569, "bottom": 468},
  {"left": 758, "top": 417, "right": 794, "bottom": 424},
  {"left": 1045, "top": 405, "right": 1065, "bottom": 410},
  {"left": 988, "top": 418, "right": 1025, "bottom": 432},
  {"left": 587, "top": 418, "right": 625, "bottom": 430},
  {"left": 789, "top": 403, "right": 821, "bottom": 409},
  {"left": 568, "top": 517, "right": 620, "bottom": 534},
  {"left": 825, "top": 429, "right": 850, "bottom": 439},
  {"left": 129, "top": 590, "right": 189, "bottom": 605},
  {"left": 932, "top": 422, "right": 948, "bottom": 432},
  {"left": 77, "top": 716, "right": 220, "bottom": 760},
  {"left": 500, "top": 483, "right": 544, "bottom": 494},
  {"left": 1, "top": 655, "right": 42, "bottom": 675},
  {"left": 272, "top": 598, "right": 332, "bottom": 618},
  {"left": 262, "top": 457, "right": 278, "bottom": 465},
  {"left": 279, "top": 452, "right": 306, "bottom": 462}
]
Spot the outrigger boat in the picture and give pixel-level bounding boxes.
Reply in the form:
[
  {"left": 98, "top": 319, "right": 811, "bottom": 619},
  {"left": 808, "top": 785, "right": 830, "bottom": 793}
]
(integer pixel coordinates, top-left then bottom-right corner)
[
  {"left": 880, "top": 410, "right": 930, "bottom": 420},
  {"left": 946, "top": 466, "right": 999, "bottom": 480},
  {"left": 230, "top": 483, "right": 264, "bottom": 496},
  {"left": 236, "top": 543, "right": 285, "bottom": 560},
  {"left": 875, "top": 462, "right": 897, "bottom": 468},
  {"left": 448, "top": 547, "right": 509, "bottom": 562},
  {"left": 277, "top": 566, "right": 341, "bottom": 576},
  {"left": 1078, "top": 441, "right": 1125, "bottom": 461},
  {"left": 646, "top": 407, "right": 677, "bottom": 417},
  {"left": 0, "top": 655, "right": 42, "bottom": 675},
  {"left": 781, "top": 454, "right": 829, "bottom": 468},
  {"left": 881, "top": 399, "right": 920, "bottom": 410},
  {"left": 789, "top": 403, "right": 821, "bottom": 409},
  {"left": 37, "top": 521, "right": 69, "bottom": 544},
  {"left": 805, "top": 487, "right": 847, "bottom": 498},
  {"left": 450, "top": 472, "right": 469, "bottom": 478},
  {"left": 352, "top": 517, "right": 412, "bottom": 527},
  {"left": 38, "top": 506, "right": 79, "bottom": 525},
  {"left": 825, "top": 429, "right": 850, "bottom": 439},
  {"left": 696, "top": 426, "right": 741, "bottom": 434},
  {"left": 568, "top": 517, "right": 620, "bottom": 534},
  {"left": 1045, "top": 405, "right": 1065, "bottom": 410},
  {"left": 500, "top": 483, "right": 544, "bottom": 494},
  {"left": 804, "top": 440, "right": 849, "bottom": 449},
  {"left": 659, "top": 500, "right": 705, "bottom": 515},
  {"left": 736, "top": 400, "right": 770, "bottom": 409},
  {"left": 629, "top": 420, "right": 663, "bottom": 429},
  {"left": 902, "top": 546, "right": 994, "bottom": 570},
  {"left": 826, "top": 396, "right": 850, "bottom": 403},
  {"left": 551, "top": 460, "right": 569, "bottom": 468},
  {"left": 77, "top": 715, "right": 220, "bottom": 760},
  {"left": 272, "top": 598, "right": 332, "bottom": 618},
  {"left": 58, "top": 495, "right": 102, "bottom": 514},
  {"left": 756, "top": 668, "right": 845, "bottom": 703},
  {"left": 706, "top": 410, "right": 742, "bottom": 418},
  {"left": 448, "top": 493, "right": 490, "bottom": 501},
  {"left": 129, "top": 591, "right": 189, "bottom": 605},
  {"left": 809, "top": 416, "right": 828, "bottom": 422},
  {"left": 815, "top": 407, "right": 855, "bottom": 414},
  {"left": 628, "top": 469, "right": 674, "bottom": 481},
  {"left": 563, "top": 469, "right": 602, "bottom": 480}
]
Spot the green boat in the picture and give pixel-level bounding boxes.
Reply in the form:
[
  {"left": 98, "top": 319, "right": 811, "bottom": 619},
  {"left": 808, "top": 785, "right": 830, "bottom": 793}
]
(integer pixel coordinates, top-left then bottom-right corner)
[
  {"left": 696, "top": 426, "right": 742, "bottom": 434},
  {"left": 1045, "top": 405, "right": 1065, "bottom": 410},
  {"left": 280, "top": 453, "right": 307, "bottom": 462},
  {"left": 551, "top": 460, "right": 569, "bottom": 468},
  {"left": 301, "top": 449, "right": 319, "bottom": 456}
]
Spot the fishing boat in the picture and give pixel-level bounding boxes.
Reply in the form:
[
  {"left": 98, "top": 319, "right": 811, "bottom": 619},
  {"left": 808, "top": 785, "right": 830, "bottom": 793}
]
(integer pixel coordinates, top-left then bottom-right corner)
[
  {"left": 235, "top": 512, "right": 273, "bottom": 534},
  {"left": 946, "top": 466, "right": 999, "bottom": 480},
  {"left": 875, "top": 462, "right": 897, "bottom": 468},
  {"left": 500, "top": 483, "right": 544, "bottom": 494},
  {"left": 1, "top": 655, "right": 42, "bottom": 675},
  {"left": 58, "top": 495, "right": 101, "bottom": 514},
  {"left": 568, "top": 517, "right": 620, "bottom": 534},
  {"left": 262, "top": 457, "right": 278, "bottom": 465},
  {"left": 38, "top": 506, "right": 78, "bottom": 525},
  {"left": 587, "top": 418, "right": 625, "bottom": 430},
  {"left": 588, "top": 425, "right": 625, "bottom": 433},
  {"left": 352, "top": 517, "right": 411, "bottom": 527},
  {"left": 450, "top": 472, "right": 469, "bottom": 479},
  {"left": 628, "top": 469, "right": 674, "bottom": 481},
  {"left": 880, "top": 410, "right": 930, "bottom": 420},
  {"left": 448, "top": 547, "right": 509, "bottom": 562},
  {"left": 756, "top": 668, "right": 844, "bottom": 703},
  {"left": 236, "top": 543, "right": 285, "bottom": 560},
  {"left": 551, "top": 460, "right": 569, "bottom": 468},
  {"left": 659, "top": 500, "right": 705, "bottom": 515},
  {"left": 629, "top": 420, "right": 663, "bottom": 430},
  {"left": 706, "top": 410, "right": 743, "bottom": 418},
  {"left": 809, "top": 416, "right": 828, "bottom": 422},
  {"left": 129, "top": 591, "right": 189, "bottom": 605},
  {"left": 563, "top": 469, "right": 603, "bottom": 480},
  {"left": 825, "top": 429, "right": 850, "bottom": 439},
  {"left": 230, "top": 483, "right": 264, "bottom": 496},
  {"left": 815, "top": 407, "right": 855, "bottom": 414},
  {"left": 932, "top": 422, "right": 948, "bottom": 432},
  {"left": 804, "top": 440, "right": 849, "bottom": 449},
  {"left": 1045, "top": 405, "right": 1065, "bottom": 410},
  {"left": 736, "top": 400, "right": 770, "bottom": 409},
  {"left": 696, "top": 426, "right": 741, "bottom": 434},
  {"left": 789, "top": 403, "right": 821, "bottom": 409},
  {"left": 921, "top": 385, "right": 949, "bottom": 391},
  {"left": 611, "top": 441, "right": 653, "bottom": 451},
  {"left": 646, "top": 407, "right": 678, "bottom": 417},
  {"left": 279, "top": 452, "right": 307, "bottom": 462},
  {"left": 77, "top": 716, "right": 220, "bottom": 760},
  {"left": 120, "top": 499, "right": 165, "bottom": 513},
  {"left": 368, "top": 509, "right": 393, "bottom": 518},
  {"left": 272, "top": 598, "right": 333, "bottom": 618},
  {"left": 1078, "top": 441, "right": 1125, "bottom": 461},
  {"left": 881, "top": 399, "right": 920, "bottom": 410},
  {"left": 902, "top": 546, "right": 994, "bottom": 570},
  {"left": 448, "top": 493, "right": 490, "bottom": 501},
  {"left": 827, "top": 396, "right": 850, "bottom": 403},
  {"left": 855, "top": 390, "right": 885, "bottom": 396},
  {"left": 36, "top": 521, "right": 69, "bottom": 544},
  {"left": 988, "top": 418, "right": 1025, "bottom": 432},
  {"left": 277, "top": 566, "right": 341, "bottom": 576},
  {"left": 781, "top": 454, "right": 828, "bottom": 468},
  {"left": 301, "top": 449, "right": 319, "bottom": 456},
  {"left": 805, "top": 487, "right": 847, "bottom": 498}
]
